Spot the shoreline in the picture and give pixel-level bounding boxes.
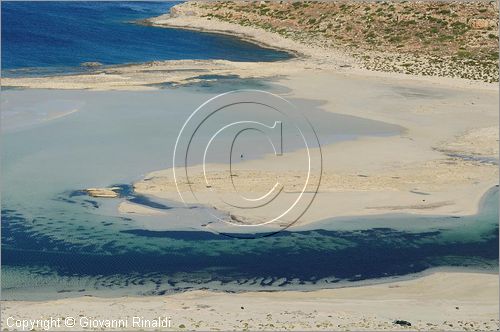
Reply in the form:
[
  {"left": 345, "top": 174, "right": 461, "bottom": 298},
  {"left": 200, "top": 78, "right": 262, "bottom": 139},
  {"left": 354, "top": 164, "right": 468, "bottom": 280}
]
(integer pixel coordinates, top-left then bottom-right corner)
[
  {"left": 4, "top": 2, "right": 498, "bottom": 91},
  {"left": 155, "top": 1, "right": 498, "bottom": 82},
  {"left": 137, "top": 18, "right": 303, "bottom": 59},
  {"left": 2, "top": 270, "right": 498, "bottom": 331},
  {"left": 3, "top": 263, "right": 498, "bottom": 301}
]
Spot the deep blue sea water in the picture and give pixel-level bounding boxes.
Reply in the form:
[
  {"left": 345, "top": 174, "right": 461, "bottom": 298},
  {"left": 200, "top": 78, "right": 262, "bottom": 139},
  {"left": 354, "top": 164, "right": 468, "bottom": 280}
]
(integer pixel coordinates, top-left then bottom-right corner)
[{"left": 1, "top": 1, "right": 290, "bottom": 75}]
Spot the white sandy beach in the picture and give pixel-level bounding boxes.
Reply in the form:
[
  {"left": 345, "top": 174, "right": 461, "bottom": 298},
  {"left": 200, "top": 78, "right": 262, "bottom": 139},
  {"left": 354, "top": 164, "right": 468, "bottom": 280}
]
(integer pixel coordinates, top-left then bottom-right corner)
[
  {"left": 131, "top": 69, "right": 498, "bottom": 230},
  {"left": 2, "top": 272, "right": 498, "bottom": 331}
]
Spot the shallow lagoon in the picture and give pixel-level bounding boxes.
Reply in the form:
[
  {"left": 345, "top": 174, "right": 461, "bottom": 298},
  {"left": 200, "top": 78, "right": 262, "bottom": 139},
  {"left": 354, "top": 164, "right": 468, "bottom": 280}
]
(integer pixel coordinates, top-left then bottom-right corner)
[
  {"left": 1, "top": 87, "right": 497, "bottom": 300},
  {"left": 3, "top": 189, "right": 498, "bottom": 300}
]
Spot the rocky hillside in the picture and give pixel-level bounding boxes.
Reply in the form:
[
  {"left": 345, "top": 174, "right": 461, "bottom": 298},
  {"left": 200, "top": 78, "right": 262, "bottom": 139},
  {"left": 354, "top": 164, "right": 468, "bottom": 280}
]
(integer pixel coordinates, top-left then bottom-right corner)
[{"left": 179, "top": 1, "right": 499, "bottom": 82}]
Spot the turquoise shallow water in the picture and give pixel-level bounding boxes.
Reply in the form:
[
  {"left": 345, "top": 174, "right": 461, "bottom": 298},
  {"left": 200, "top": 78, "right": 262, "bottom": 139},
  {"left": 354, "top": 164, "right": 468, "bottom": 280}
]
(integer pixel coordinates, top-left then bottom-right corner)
[
  {"left": 2, "top": 188, "right": 498, "bottom": 300},
  {"left": 1, "top": 88, "right": 401, "bottom": 241},
  {"left": 1, "top": 88, "right": 498, "bottom": 300}
]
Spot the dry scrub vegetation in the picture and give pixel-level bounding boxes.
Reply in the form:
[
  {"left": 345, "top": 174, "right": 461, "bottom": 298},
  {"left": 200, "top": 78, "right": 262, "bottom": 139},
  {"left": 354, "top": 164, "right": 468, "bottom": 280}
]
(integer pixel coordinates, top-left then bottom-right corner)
[{"left": 194, "top": 0, "right": 499, "bottom": 82}]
